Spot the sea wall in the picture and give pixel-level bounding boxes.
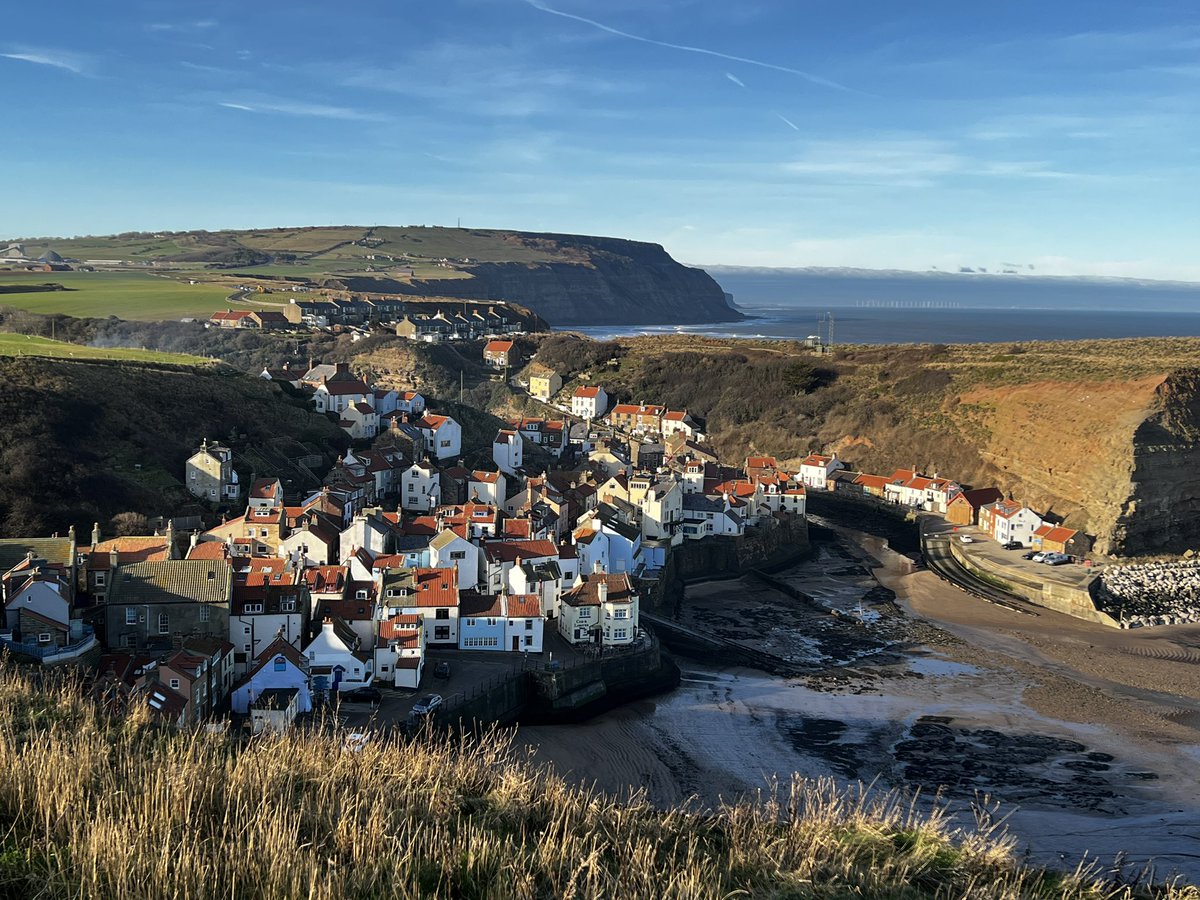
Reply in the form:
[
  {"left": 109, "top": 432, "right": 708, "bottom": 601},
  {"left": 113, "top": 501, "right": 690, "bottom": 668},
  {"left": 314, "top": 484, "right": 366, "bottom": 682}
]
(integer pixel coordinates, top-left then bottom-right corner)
[{"left": 948, "top": 540, "right": 1118, "bottom": 627}]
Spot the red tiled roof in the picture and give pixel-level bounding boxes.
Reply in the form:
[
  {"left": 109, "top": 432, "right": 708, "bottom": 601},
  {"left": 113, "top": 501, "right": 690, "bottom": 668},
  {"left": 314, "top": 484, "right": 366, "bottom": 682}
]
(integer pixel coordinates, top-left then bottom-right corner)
[
  {"left": 89, "top": 537, "right": 171, "bottom": 568},
  {"left": 249, "top": 478, "right": 280, "bottom": 500},
  {"left": 484, "top": 340, "right": 514, "bottom": 353},
  {"left": 399, "top": 568, "right": 458, "bottom": 608},
  {"left": 563, "top": 572, "right": 636, "bottom": 607},
  {"left": 187, "top": 540, "right": 229, "bottom": 561},
  {"left": 574, "top": 386, "right": 601, "bottom": 398},
  {"left": 505, "top": 594, "right": 542, "bottom": 618},
  {"left": 483, "top": 539, "right": 559, "bottom": 564},
  {"left": 1036, "top": 525, "right": 1078, "bottom": 544},
  {"left": 303, "top": 565, "right": 346, "bottom": 593}
]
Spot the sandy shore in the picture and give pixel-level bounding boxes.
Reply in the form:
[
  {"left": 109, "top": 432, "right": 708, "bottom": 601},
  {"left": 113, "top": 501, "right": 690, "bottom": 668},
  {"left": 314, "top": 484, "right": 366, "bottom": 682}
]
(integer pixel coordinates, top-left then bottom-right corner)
[{"left": 520, "top": 527, "right": 1200, "bottom": 882}]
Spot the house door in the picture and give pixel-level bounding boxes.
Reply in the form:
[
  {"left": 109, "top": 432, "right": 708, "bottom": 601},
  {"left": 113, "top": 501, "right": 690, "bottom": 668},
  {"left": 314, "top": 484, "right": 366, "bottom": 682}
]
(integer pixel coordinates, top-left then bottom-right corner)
[{"left": 512, "top": 635, "right": 520, "bottom": 651}]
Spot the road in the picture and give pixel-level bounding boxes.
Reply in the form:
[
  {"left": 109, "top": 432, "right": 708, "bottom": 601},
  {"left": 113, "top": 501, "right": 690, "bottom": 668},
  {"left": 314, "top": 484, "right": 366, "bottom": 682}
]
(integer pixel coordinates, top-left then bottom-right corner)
[{"left": 919, "top": 522, "right": 1044, "bottom": 617}]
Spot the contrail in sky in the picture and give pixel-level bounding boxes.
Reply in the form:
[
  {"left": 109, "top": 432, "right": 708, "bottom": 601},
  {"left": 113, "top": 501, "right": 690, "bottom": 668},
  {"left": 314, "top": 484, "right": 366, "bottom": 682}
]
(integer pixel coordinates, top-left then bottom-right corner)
[
  {"left": 725, "top": 72, "right": 745, "bottom": 88},
  {"left": 524, "top": 0, "right": 852, "bottom": 92},
  {"left": 776, "top": 113, "right": 801, "bottom": 131}
]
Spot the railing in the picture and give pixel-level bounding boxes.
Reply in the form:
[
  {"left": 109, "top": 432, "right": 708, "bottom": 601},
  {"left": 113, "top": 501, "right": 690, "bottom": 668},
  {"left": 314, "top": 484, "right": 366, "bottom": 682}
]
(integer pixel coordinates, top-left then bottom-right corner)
[{"left": 0, "top": 625, "right": 96, "bottom": 662}]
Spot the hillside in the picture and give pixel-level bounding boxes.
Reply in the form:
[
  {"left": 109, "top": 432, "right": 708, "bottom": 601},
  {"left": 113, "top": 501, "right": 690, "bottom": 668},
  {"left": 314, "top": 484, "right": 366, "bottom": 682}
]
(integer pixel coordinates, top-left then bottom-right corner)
[
  {"left": 0, "top": 665, "right": 1192, "bottom": 900},
  {"left": 0, "top": 357, "right": 346, "bottom": 536},
  {"left": 9, "top": 226, "right": 741, "bottom": 326},
  {"left": 527, "top": 333, "right": 1200, "bottom": 557}
]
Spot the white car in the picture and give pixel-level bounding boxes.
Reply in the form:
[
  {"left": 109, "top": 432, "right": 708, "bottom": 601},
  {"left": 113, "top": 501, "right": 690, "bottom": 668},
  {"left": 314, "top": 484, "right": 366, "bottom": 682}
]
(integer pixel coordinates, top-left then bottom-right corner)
[{"left": 957, "top": 534, "right": 974, "bottom": 544}]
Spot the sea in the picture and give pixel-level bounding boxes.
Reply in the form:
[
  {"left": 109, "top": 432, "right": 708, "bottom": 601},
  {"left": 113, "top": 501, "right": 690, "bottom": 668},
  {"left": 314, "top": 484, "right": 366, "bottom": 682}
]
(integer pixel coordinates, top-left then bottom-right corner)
[{"left": 563, "top": 268, "right": 1200, "bottom": 345}]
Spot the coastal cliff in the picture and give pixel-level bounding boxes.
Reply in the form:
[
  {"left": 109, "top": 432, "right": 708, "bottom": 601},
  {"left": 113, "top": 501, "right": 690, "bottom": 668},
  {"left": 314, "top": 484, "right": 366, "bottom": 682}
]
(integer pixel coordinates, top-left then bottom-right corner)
[{"left": 338, "top": 233, "right": 739, "bottom": 326}]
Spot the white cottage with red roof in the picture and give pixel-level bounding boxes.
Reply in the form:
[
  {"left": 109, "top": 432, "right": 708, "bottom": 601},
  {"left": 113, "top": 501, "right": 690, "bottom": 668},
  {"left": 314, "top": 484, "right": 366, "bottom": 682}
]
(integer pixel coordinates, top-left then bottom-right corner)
[
  {"left": 559, "top": 569, "right": 639, "bottom": 646},
  {"left": 798, "top": 452, "right": 845, "bottom": 490},
  {"left": 374, "top": 613, "right": 424, "bottom": 689},
  {"left": 571, "top": 386, "right": 608, "bottom": 420}
]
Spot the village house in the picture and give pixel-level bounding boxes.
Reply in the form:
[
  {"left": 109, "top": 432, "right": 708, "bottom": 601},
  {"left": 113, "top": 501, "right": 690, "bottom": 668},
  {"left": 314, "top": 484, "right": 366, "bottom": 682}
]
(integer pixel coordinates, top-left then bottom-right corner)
[
  {"left": 104, "top": 559, "right": 234, "bottom": 652},
  {"left": 340, "top": 402, "right": 379, "bottom": 440},
  {"left": 309, "top": 363, "right": 374, "bottom": 415},
  {"left": 979, "top": 500, "right": 1044, "bottom": 546},
  {"left": 230, "top": 557, "right": 309, "bottom": 671},
  {"left": 155, "top": 649, "right": 215, "bottom": 723},
  {"left": 660, "top": 410, "right": 702, "bottom": 441},
  {"left": 379, "top": 566, "right": 460, "bottom": 646},
  {"left": 429, "top": 528, "right": 481, "bottom": 590},
  {"left": 681, "top": 493, "right": 745, "bottom": 540},
  {"left": 559, "top": 569, "right": 639, "bottom": 647},
  {"left": 528, "top": 364, "right": 562, "bottom": 401},
  {"left": 628, "top": 471, "right": 684, "bottom": 541},
  {"left": 395, "top": 314, "right": 450, "bottom": 342},
  {"left": 571, "top": 386, "right": 608, "bottom": 421},
  {"left": 185, "top": 439, "right": 240, "bottom": 502},
  {"left": 412, "top": 413, "right": 462, "bottom": 460},
  {"left": 572, "top": 508, "right": 642, "bottom": 578},
  {"left": 797, "top": 452, "right": 845, "bottom": 490},
  {"left": 468, "top": 470, "right": 506, "bottom": 506},
  {"left": 493, "top": 429, "right": 523, "bottom": 475},
  {"left": 483, "top": 339, "right": 516, "bottom": 368},
  {"left": 609, "top": 403, "right": 665, "bottom": 435},
  {"left": 303, "top": 618, "right": 373, "bottom": 694},
  {"left": 946, "top": 487, "right": 1005, "bottom": 527},
  {"left": 513, "top": 417, "right": 566, "bottom": 457},
  {"left": 374, "top": 613, "right": 424, "bottom": 688},
  {"left": 1030, "top": 525, "right": 1091, "bottom": 558},
  {"left": 401, "top": 461, "right": 441, "bottom": 512}
]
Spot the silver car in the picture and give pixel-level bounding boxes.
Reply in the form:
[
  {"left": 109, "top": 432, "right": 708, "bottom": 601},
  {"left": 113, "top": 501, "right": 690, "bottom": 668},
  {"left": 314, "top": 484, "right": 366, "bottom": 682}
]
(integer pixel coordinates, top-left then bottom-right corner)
[{"left": 411, "top": 694, "right": 443, "bottom": 716}]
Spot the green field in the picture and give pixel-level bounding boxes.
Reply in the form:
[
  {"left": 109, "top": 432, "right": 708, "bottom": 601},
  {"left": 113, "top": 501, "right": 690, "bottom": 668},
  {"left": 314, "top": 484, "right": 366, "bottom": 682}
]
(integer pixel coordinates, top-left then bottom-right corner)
[
  {"left": 0, "top": 272, "right": 236, "bottom": 320},
  {"left": 0, "top": 333, "right": 216, "bottom": 365}
]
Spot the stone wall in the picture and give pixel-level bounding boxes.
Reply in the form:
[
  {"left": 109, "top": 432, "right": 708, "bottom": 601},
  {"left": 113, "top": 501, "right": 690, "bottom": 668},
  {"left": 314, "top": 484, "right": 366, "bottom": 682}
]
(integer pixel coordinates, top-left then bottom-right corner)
[{"left": 948, "top": 540, "right": 1118, "bottom": 627}]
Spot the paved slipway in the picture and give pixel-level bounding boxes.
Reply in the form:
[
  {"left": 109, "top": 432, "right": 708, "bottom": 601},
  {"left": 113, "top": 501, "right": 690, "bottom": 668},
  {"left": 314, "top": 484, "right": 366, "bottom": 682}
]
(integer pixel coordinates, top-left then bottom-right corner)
[{"left": 520, "top": 530, "right": 1200, "bottom": 884}]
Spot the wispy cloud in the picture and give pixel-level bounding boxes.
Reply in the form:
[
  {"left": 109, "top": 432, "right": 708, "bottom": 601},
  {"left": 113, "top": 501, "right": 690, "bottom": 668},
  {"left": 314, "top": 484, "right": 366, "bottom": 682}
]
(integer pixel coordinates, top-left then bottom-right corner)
[
  {"left": 784, "top": 138, "right": 1076, "bottom": 185},
  {"left": 218, "top": 99, "right": 385, "bottom": 122},
  {"left": 725, "top": 72, "right": 745, "bottom": 88},
  {"left": 148, "top": 20, "right": 217, "bottom": 33},
  {"left": 1, "top": 47, "right": 90, "bottom": 75},
  {"left": 524, "top": 0, "right": 853, "bottom": 92}
]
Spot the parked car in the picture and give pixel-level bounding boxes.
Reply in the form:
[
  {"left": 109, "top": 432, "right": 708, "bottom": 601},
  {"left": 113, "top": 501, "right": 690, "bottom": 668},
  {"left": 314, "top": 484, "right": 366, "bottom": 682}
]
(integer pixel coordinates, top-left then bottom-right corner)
[
  {"left": 1021, "top": 551, "right": 1038, "bottom": 560},
  {"left": 344, "top": 731, "right": 372, "bottom": 753},
  {"left": 1046, "top": 556, "right": 1072, "bottom": 566},
  {"left": 1031, "top": 552, "right": 1048, "bottom": 563},
  {"left": 958, "top": 534, "right": 975, "bottom": 544},
  {"left": 1002, "top": 541, "right": 1023, "bottom": 550},
  {"left": 344, "top": 686, "right": 382, "bottom": 704},
  {"left": 411, "top": 694, "right": 443, "bottom": 716},
  {"left": 434, "top": 661, "right": 452, "bottom": 679}
]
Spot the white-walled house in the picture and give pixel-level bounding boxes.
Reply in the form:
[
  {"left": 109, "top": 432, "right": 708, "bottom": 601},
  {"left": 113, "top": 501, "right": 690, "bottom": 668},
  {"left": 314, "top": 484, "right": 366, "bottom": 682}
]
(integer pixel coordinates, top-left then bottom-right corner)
[
  {"left": 303, "top": 619, "right": 372, "bottom": 693},
  {"left": 504, "top": 594, "right": 544, "bottom": 653},
  {"left": 231, "top": 639, "right": 312, "bottom": 714},
  {"left": 415, "top": 414, "right": 461, "bottom": 460},
  {"left": 397, "top": 391, "right": 426, "bottom": 416},
  {"left": 492, "top": 429, "right": 523, "bottom": 476},
  {"left": 681, "top": 494, "right": 745, "bottom": 539},
  {"left": 339, "top": 402, "right": 379, "bottom": 440},
  {"left": 379, "top": 567, "right": 460, "bottom": 646},
  {"left": 468, "top": 470, "right": 506, "bottom": 506},
  {"left": 401, "top": 462, "right": 441, "bottom": 513},
  {"left": 629, "top": 473, "right": 683, "bottom": 541},
  {"left": 558, "top": 571, "right": 639, "bottom": 646},
  {"left": 571, "top": 386, "right": 608, "bottom": 420},
  {"left": 979, "top": 501, "right": 1044, "bottom": 546},
  {"left": 373, "top": 613, "right": 424, "bottom": 689},
  {"left": 798, "top": 453, "right": 845, "bottom": 490},
  {"left": 338, "top": 512, "right": 390, "bottom": 564},
  {"left": 3, "top": 575, "right": 70, "bottom": 633},
  {"left": 429, "top": 529, "right": 480, "bottom": 591}
]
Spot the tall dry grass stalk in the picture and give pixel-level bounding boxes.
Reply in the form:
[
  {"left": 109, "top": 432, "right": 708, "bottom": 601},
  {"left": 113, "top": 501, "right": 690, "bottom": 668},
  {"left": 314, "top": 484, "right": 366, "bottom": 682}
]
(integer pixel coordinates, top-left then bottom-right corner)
[{"left": 0, "top": 662, "right": 1194, "bottom": 899}]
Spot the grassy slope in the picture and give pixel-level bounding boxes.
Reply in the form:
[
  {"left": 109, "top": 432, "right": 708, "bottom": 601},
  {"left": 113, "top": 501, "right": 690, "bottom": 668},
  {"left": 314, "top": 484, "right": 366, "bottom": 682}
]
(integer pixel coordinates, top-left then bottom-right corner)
[
  {"left": 0, "top": 271, "right": 234, "bottom": 319},
  {"left": 0, "top": 333, "right": 213, "bottom": 365},
  {"left": 0, "top": 665, "right": 1192, "bottom": 900},
  {"left": 0, "top": 357, "right": 346, "bottom": 535}
]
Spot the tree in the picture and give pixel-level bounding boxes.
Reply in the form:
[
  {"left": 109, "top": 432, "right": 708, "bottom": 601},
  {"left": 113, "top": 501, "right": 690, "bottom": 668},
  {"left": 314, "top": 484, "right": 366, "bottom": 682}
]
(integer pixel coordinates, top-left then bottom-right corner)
[
  {"left": 110, "top": 512, "right": 150, "bottom": 536},
  {"left": 783, "top": 361, "right": 820, "bottom": 396}
]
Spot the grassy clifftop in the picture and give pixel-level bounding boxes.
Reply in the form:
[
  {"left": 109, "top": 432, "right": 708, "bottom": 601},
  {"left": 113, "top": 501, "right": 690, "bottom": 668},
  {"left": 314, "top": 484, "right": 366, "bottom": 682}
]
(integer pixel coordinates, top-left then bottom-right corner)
[{"left": 0, "top": 665, "right": 1191, "bottom": 899}]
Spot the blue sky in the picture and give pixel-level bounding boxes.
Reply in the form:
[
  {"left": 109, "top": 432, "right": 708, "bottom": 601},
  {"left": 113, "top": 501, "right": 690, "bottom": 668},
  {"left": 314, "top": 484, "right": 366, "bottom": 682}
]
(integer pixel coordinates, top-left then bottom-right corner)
[{"left": 3, "top": 0, "right": 1199, "bottom": 279}]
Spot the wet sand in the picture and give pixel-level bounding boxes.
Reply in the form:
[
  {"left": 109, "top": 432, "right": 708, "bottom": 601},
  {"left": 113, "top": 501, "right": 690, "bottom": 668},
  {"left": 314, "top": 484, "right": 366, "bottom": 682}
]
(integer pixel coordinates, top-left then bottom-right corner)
[{"left": 520, "top": 528, "right": 1200, "bottom": 882}]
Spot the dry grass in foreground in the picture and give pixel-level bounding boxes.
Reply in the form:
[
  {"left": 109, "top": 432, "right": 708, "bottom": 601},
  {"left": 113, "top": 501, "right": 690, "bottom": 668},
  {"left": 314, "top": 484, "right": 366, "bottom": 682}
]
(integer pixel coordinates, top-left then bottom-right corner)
[{"left": 0, "top": 664, "right": 1195, "bottom": 900}]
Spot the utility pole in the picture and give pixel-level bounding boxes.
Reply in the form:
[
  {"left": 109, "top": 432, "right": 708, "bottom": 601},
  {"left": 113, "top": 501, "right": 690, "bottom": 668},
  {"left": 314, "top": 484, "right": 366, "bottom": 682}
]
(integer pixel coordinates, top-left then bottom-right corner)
[
  {"left": 459, "top": 370, "right": 464, "bottom": 405},
  {"left": 827, "top": 311, "right": 835, "bottom": 352}
]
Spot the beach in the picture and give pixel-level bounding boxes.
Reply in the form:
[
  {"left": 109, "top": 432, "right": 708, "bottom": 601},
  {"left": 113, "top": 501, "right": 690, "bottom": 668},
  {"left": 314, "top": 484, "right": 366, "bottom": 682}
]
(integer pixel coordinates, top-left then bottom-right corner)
[{"left": 519, "top": 528, "right": 1200, "bottom": 881}]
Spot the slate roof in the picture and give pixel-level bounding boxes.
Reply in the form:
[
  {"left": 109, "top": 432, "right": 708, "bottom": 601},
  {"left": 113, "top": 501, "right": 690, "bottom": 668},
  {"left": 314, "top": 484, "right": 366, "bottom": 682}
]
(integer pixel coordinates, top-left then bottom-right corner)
[
  {"left": 0, "top": 538, "right": 74, "bottom": 572},
  {"left": 106, "top": 560, "right": 233, "bottom": 606},
  {"left": 562, "top": 572, "right": 636, "bottom": 607}
]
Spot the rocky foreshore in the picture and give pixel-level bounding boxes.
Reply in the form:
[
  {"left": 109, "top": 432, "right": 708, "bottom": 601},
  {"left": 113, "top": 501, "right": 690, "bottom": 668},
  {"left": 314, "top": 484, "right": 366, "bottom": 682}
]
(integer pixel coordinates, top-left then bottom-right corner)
[{"left": 1097, "top": 558, "right": 1200, "bottom": 627}]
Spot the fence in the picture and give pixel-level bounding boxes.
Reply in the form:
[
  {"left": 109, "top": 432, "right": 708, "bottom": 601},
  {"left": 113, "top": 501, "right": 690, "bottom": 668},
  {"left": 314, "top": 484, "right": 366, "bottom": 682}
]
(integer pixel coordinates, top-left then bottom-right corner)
[{"left": 0, "top": 625, "right": 96, "bottom": 663}]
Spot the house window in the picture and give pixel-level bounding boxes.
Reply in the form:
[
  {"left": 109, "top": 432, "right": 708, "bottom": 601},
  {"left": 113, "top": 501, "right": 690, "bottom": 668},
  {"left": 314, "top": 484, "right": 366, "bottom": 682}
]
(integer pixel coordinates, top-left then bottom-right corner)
[
  {"left": 121, "top": 634, "right": 135, "bottom": 649},
  {"left": 158, "top": 612, "right": 169, "bottom": 634},
  {"left": 281, "top": 599, "right": 296, "bottom": 612},
  {"left": 355, "top": 590, "right": 368, "bottom": 601},
  {"left": 125, "top": 608, "right": 138, "bottom": 626},
  {"left": 199, "top": 605, "right": 210, "bottom": 622},
  {"left": 525, "top": 620, "right": 533, "bottom": 630},
  {"left": 434, "top": 626, "right": 450, "bottom": 641},
  {"left": 613, "top": 629, "right": 628, "bottom": 640},
  {"left": 450, "top": 551, "right": 466, "bottom": 560},
  {"left": 464, "top": 618, "right": 475, "bottom": 626},
  {"left": 435, "top": 609, "right": 449, "bottom": 620},
  {"left": 578, "top": 608, "right": 590, "bottom": 619},
  {"left": 614, "top": 609, "right": 628, "bottom": 619},
  {"left": 95, "top": 572, "right": 106, "bottom": 587},
  {"left": 37, "top": 633, "right": 51, "bottom": 644},
  {"left": 440, "top": 440, "right": 451, "bottom": 448},
  {"left": 244, "top": 603, "right": 264, "bottom": 614},
  {"left": 169, "top": 678, "right": 180, "bottom": 689},
  {"left": 244, "top": 626, "right": 251, "bottom": 635},
  {"left": 524, "top": 636, "right": 533, "bottom": 646}
]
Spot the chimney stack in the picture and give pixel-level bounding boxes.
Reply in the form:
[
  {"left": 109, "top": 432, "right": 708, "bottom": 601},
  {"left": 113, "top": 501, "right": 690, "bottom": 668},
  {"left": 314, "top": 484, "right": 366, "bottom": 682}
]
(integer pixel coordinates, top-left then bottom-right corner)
[
  {"left": 597, "top": 577, "right": 608, "bottom": 606},
  {"left": 91, "top": 521, "right": 101, "bottom": 546}
]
